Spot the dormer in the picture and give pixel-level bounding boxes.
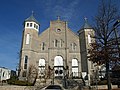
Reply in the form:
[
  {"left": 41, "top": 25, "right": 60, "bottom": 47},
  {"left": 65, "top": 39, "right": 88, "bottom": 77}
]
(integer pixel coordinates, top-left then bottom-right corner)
[{"left": 24, "top": 13, "right": 40, "bottom": 32}]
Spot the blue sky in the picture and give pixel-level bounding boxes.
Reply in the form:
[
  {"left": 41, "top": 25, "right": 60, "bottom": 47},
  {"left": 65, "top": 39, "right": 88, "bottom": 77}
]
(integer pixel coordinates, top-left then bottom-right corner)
[{"left": 0, "top": 0, "right": 120, "bottom": 70}]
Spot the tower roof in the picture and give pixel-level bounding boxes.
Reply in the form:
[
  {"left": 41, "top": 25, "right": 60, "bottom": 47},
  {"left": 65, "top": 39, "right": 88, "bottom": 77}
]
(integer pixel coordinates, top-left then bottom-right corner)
[
  {"left": 80, "top": 18, "right": 92, "bottom": 29},
  {"left": 25, "top": 12, "right": 39, "bottom": 25}
]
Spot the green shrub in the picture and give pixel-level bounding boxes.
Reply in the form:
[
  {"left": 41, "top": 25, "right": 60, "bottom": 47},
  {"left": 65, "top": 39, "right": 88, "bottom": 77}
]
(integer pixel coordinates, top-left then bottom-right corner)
[
  {"left": 10, "top": 76, "right": 18, "bottom": 80},
  {"left": 7, "top": 76, "right": 18, "bottom": 85},
  {"left": 7, "top": 78, "right": 33, "bottom": 86},
  {"left": 91, "top": 80, "right": 107, "bottom": 85},
  {"left": 98, "top": 80, "right": 107, "bottom": 85},
  {"left": 14, "top": 80, "right": 33, "bottom": 86},
  {"left": 7, "top": 79, "right": 15, "bottom": 85}
]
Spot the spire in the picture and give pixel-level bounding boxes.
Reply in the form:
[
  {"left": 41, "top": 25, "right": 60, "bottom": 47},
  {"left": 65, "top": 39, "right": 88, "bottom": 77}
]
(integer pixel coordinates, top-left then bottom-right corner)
[
  {"left": 81, "top": 17, "right": 92, "bottom": 29},
  {"left": 25, "top": 11, "right": 39, "bottom": 25},
  {"left": 32, "top": 11, "right": 34, "bottom": 16},
  {"left": 84, "top": 17, "right": 88, "bottom": 22},
  {"left": 57, "top": 16, "right": 60, "bottom": 20}
]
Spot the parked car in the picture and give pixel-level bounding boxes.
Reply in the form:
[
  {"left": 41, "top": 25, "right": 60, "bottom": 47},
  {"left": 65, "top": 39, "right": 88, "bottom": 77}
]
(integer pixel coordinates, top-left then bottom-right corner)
[{"left": 45, "top": 85, "right": 62, "bottom": 90}]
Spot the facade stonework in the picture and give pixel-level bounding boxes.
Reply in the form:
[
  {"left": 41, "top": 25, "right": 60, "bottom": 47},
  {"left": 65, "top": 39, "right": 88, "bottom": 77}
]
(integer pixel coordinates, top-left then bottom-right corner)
[{"left": 19, "top": 15, "right": 94, "bottom": 80}]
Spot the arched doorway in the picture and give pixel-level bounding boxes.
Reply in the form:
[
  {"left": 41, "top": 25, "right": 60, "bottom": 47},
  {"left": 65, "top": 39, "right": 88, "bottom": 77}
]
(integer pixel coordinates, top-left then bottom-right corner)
[
  {"left": 38, "top": 59, "right": 45, "bottom": 78},
  {"left": 54, "top": 56, "right": 64, "bottom": 77},
  {"left": 72, "top": 59, "right": 78, "bottom": 77}
]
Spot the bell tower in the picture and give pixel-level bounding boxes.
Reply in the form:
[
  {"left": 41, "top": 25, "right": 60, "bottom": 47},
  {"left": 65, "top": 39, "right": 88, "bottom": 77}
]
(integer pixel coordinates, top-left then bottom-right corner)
[
  {"left": 78, "top": 18, "right": 94, "bottom": 76},
  {"left": 19, "top": 13, "right": 40, "bottom": 79}
]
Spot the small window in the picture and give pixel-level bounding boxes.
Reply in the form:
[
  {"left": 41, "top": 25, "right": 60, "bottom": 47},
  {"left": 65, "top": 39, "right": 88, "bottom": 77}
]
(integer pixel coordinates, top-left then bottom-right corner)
[
  {"left": 34, "top": 24, "right": 36, "bottom": 28},
  {"left": 41, "top": 42, "right": 45, "bottom": 50},
  {"left": 60, "top": 39, "right": 63, "bottom": 47},
  {"left": 24, "top": 56, "right": 28, "bottom": 69},
  {"left": 30, "top": 23, "right": 32, "bottom": 27},
  {"left": 22, "top": 71, "right": 27, "bottom": 77},
  {"left": 71, "top": 43, "right": 77, "bottom": 51},
  {"left": 25, "top": 56, "right": 28, "bottom": 63},
  {"left": 36, "top": 25, "right": 38, "bottom": 29},
  {"left": 27, "top": 23, "right": 29, "bottom": 27},
  {"left": 3, "top": 72, "right": 5, "bottom": 77},
  {"left": 24, "top": 64, "right": 27, "bottom": 69},
  {"left": 54, "top": 39, "right": 58, "bottom": 47}
]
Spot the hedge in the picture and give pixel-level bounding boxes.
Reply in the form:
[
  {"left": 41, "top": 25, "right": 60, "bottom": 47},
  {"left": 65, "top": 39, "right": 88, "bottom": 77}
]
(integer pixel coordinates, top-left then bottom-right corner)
[{"left": 7, "top": 79, "right": 33, "bottom": 86}]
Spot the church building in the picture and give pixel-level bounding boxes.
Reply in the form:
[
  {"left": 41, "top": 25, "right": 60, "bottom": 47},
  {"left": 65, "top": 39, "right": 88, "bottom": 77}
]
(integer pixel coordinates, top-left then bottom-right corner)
[{"left": 19, "top": 14, "right": 95, "bottom": 80}]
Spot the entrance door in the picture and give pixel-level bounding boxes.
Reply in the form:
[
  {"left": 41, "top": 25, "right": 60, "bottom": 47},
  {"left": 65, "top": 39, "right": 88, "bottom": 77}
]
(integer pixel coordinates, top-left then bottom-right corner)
[
  {"left": 38, "top": 59, "right": 45, "bottom": 78},
  {"left": 54, "top": 56, "right": 63, "bottom": 77},
  {"left": 72, "top": 59, "right": 78, "bottom": 77}
]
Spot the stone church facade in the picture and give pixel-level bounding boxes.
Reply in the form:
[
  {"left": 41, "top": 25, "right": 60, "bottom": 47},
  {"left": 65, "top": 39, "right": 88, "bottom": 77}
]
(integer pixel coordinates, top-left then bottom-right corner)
[{"left": 19, "top": 14, "right": 95, "bottom": 80}]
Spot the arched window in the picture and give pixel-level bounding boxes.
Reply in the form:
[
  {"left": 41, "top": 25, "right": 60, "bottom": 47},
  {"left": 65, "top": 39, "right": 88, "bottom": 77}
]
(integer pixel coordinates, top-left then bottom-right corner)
[
  {"left": 54, "top": 39, "right": 58, "bottom": 47},
  {"left": 38, "top": 59, "right": 45, "bottom": 77},
  {"left": 72, "top": 59, "right": 78, "bottom": 77},
  {"left": 54, "top": 56, "right": 63, "bottom": 77},
  {"left": 22, "top": 71, "right": 27, "bottom": 77},
  {"left": 41, "top": 42, "right": 45, "bottom": 50},
  {"left": 71, "top": 43, "right": 77, "bottom": 51},
  {"left": 39, "top": 59, "right": 45, "bottom": 66},
  {"left": 24, "top": 56, "right": 28, "bottom": 69},
  {"left": 60, "top": 39, "right": 64, "bottom": 47},
  {"left": 88, "top": 34, "right": 91, "bottom": 44},
  {"left": 27, "top": 23, "right": 29, "bottom": 27},
  {"left": 3, "top": 71, "right": 5, "bottom": 77},
  {"left": 26, "top": 34, "right": 30, "bottom": 44},
  {"left": 36, "top": 25, "right": 38, "bottom": 29},
  {"left": 30, "top": 23, "right": 32, "bottom": 27}
]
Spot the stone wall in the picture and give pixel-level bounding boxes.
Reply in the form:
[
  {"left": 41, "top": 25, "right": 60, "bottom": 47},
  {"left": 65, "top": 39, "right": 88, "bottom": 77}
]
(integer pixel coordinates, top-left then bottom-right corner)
[
  {"left": 0, "top": 86, "right": 80, "bottom": 90},
  {"left": 0, "top": 85, "right": 118, "bottom": 90},
  {"left": 0, "top": 86, "right": 36, "bottom": 90}
]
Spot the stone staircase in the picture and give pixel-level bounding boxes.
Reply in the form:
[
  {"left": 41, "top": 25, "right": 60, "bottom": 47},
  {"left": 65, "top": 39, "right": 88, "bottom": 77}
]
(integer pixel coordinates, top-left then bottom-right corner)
[{"left": 35, "top": 78, "right": 83, "bottom": 90}]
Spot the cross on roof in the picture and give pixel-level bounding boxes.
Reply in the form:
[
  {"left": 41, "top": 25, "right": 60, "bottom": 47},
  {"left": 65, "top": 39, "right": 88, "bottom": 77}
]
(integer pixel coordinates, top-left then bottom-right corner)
[
  {"left": 32, "top": 11, "right": 34, "bottom": 16},
  {"left": 84, "top": 17, "right": 88, "bottom": 22},
  {"left": 57, "top": 16, "right": 60, "bottom": 20}
]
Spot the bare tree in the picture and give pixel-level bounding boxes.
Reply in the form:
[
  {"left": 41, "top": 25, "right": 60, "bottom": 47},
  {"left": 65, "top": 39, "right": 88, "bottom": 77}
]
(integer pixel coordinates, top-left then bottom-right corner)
[
  {"left": 88, "top": 0, "right": 120, "bottom": 90},
  {"left": 27, "top": 65, "right": 38, "bottom": 86}
]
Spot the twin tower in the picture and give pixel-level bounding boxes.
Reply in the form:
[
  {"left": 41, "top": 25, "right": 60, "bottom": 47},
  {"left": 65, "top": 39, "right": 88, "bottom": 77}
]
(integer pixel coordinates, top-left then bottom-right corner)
[{"left": 19, "top": 14, "right": 95, "bottom": 80}]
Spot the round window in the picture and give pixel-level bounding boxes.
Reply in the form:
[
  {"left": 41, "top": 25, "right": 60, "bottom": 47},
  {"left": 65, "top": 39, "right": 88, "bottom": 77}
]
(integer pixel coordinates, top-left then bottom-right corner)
[{"left": 57, "top": 29, "right": 61, "bottom": 32}]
